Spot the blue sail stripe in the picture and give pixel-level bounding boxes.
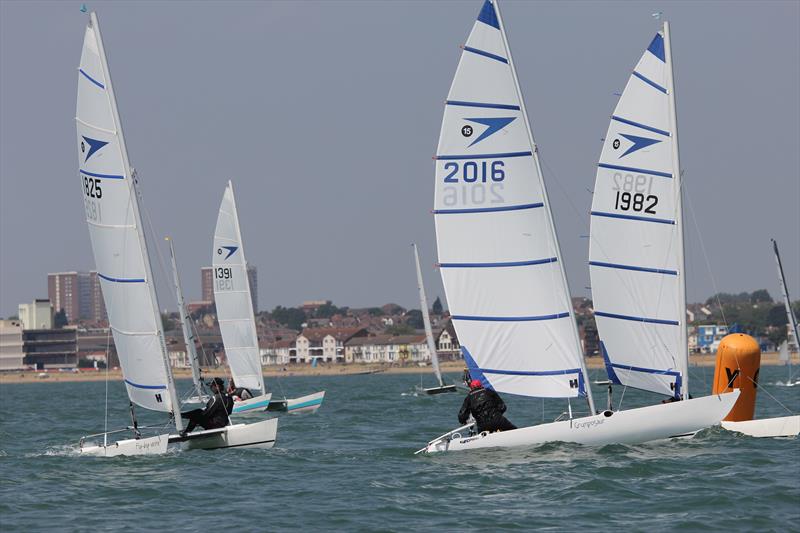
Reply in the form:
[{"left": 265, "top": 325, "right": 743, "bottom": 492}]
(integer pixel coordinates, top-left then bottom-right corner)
[
  {"left": 440, "top": 257, "right": 557, "bottom": 268},
  {"left": 594, "top": 311, "right": 679, "bottom": 326},
  {"left": 79, "top": 68, "right": 105, "bottom": 89},
  {"left": 598, "top": 163, "right": 672, "bottom": 178},
  {"left": 124, "top": 379, "right": 166, "bottom": 390},
  {"left": 98, "top": 273, "right": 146, "bottom": 283},
  {"left": 609, "top": 363, "right": 680, "bottom": 377},
  {"left": 632, "top": 71, "right": 667, "bottom": 94},
  {"left": 601, "top": 341, "right": 682, "bottom": 397},
  {"left": 453, "top": 312, "right": 570, "bottom": 322},
  {"left": 589, "top": 261, "right": 678, "bottom": 276},
  {"left": 446, "top": 100, "right": 520, "bottom": 111},
  {"left": 436, "top": 151, "right": 532, "bottom": 161},
  {"left": 480, "top": 367, "right": 583, "bottom": 377},
  {"left": 611, "top": 116, "right": 670, "bottom": 137},
  {"left": 79, "top": 169, "right": 125, "bottom": 180},
  {"left": 590, "top": 211, "right": 675, "bottom": 225},
  {"left": 434, "top": 202, "right": 543, "bottom": 215},
  {"left": 463, "top": 46, "right": 508, "bottom": 64}
]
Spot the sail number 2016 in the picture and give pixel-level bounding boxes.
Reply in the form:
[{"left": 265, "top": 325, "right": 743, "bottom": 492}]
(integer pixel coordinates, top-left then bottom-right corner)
[{"left": 443, "top": 161, "right": 504, "bottom": 183}]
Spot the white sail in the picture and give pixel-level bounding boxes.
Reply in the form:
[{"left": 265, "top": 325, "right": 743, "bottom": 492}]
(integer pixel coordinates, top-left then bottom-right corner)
[
  {"left": 76, "top": 14, "right": 179, "bottom": 415},
  {"left": 412, "top": 244, "right": 443, "bottom": 386},
  {"left": 167, "top": 238, "right": 203, "bottom": 398},
  {"left": 213, "top": 181, "right": 265, "bottom": 392},
  {"left": 589, "top": 26, "right": 688, "bottom": 398},
  {"left": 434, "top": 0, "right": 592, "bottom": 402}
]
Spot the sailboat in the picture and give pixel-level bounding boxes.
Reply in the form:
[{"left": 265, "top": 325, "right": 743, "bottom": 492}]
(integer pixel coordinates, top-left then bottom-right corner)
[
  {"left": 417, "top": 1, "right": 738, "bottom": 454},
  {"left": 75, "top": 12, "right": 277, "bottom": 455},
  {"left": 772, "top": 239, "right": 799, "bottom": 386},
  {"left": 412, "top": 244, "right": 456, "bottom": 394},
  {"left": 166, "top": 237, "right": 207, "bottom": 404},
  {"left": 213, "top": 182, "right": 325, "bottom": 415}
]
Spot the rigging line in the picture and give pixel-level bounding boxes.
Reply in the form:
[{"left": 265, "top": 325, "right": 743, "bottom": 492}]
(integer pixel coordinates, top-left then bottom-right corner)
[
  {"left": 683, "top": 175, "right": 727, "bottom": 327},
  {"left": 617, "top": 382, "right": 628, "bottom": 411},
  {"left": 746, "top": 375, "right": 795, "bottom": 415}
]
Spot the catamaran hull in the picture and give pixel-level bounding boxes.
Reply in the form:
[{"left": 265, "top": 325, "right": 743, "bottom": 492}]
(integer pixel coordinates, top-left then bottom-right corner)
[
  {"left": 232, "top": 393, "right": 273, "bottom": 415},
  {"left": 424, "top": 385, "right": 458, "bottom": 395},
  {"left": 174, "top": 419, "right": 278, "bottom": 450},
  {"left": 721, "top": 415, "right": 800, "bottom": 438},
  {"left": 418, "top": 391, "right": 740, "bottom": 454},
  {"left": 80, "top": 434, "right": 170, "bottom": 457},
  {"left": 267, "top": 391, "right": 325, "bottom": 414}
]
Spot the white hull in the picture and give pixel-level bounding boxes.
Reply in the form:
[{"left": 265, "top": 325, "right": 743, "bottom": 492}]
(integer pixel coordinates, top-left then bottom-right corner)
[
  {"left": 268, "top": 391, "right": 325, "bottom": 414},
  {"left": 418, "top": 391, "right": 740, "bottom": 454},
  {"left": 722, "top": 415, "right": 800, "bottom": 438},
  {"left": 80, "top": 434, "right": 170, "bottom": 457},
  {"left": 173, "top": 418, "right": 278, "bottom": 450},
  {"left": 232, "top": 393, "right": 273, "bottom": 415}
]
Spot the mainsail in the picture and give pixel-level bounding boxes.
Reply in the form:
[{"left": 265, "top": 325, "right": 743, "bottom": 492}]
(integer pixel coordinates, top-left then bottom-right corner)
[
  {"left": 434, "top": 0, "right": 592, "bottom": 404},
  {"left": 412, "top": 244, "right": 443, "bottom": 386},
  {"left": 588, "top": 24, "right": 688, "bottom": 398},
  {"left": 213, "top": 181, "right": 265, "bottom": 392},
  {"left": 76, "top": 14, "right": 180, "bottom": 415},
  {"left": 167, "top": 238, "right": 204, "bottom": 399},
  {"left": 772, "top": 239, "right": 799, "bottom": 351}
]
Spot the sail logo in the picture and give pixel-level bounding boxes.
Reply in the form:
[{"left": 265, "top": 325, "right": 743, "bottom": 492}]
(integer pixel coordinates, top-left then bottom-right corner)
[
  {"left": 81, "top": 136, "right": 109, "bottom": 162},
  {"left": 615, "top": 133, "right": 661, "bottom": 158},
  {"left": 463, "top": 117, "right": 516, "bottom": 147},
  {"left": 217, "top": 246, "right": 238, "bottom": 260}
]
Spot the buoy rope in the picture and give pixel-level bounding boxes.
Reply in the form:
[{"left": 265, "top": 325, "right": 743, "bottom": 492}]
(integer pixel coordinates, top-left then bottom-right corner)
[{"left": 747, "top": 376, "right": 795, "bottom": 415}]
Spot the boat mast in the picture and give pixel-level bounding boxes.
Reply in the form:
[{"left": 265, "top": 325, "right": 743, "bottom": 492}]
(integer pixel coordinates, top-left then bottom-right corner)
[
  {"left": 773, "top": 239, "right": 799, "bottom": 359},
  {"left": 167, "top": 237, "right": 204, "bottom": 399},
  {"left": 90, "top": 12, "right": 183, "bottom": 431},
  {"left": 492, "top": 0, "right": 595, "bottom": 414},
  {"left": 663, "top": 20, "right": 688, "bottom": 399},
  {"left": 227, "top": 180, "right": 266, "bottom": 393},
  {"left": 413, "top": 244, "right": 443, "bottom": 386}
]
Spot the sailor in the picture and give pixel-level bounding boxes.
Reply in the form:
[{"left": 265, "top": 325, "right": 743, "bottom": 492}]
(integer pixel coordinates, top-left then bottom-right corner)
[
  {"left": 227, "top": 379, "right": 254, "bottom": 401},
  {"left": 458, "top": 379, "right": 517, "bottom": 433},
  {"left": 180, "top": 377, "right": 233, "bottom": 437}
]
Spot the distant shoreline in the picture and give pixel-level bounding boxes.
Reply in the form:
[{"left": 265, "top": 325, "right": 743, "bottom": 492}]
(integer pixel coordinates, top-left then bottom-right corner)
[{"left": 1, "top": 353, "right": 797, "bottom": 385}]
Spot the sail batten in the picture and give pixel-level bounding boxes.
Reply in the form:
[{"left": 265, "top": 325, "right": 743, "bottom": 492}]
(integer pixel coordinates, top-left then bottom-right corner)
[
  {"left": 434, "top": 0, "right": 591, "bottom": 403},
  {"left": 589, "top": 24, "right": 687, "bottom": 398}
]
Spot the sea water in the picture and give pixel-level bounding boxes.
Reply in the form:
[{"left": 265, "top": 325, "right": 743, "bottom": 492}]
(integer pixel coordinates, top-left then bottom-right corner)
[{"left": 1, "top": 367, "right": 798, "bottom": 531}]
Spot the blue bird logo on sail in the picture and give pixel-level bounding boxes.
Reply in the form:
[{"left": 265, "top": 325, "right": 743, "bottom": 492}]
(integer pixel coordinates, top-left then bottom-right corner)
[
  {"left": 218, "top": 246, "right": 238, "bottom": 260},
  {"left": 464, "top": 117, "right": 516, "bottom": 147},
  {"left": 81, "top": 136, "right": 109, "bottom": 162},
  {"left": 617, "top": 133, "right": 661, "bottom": 158}
]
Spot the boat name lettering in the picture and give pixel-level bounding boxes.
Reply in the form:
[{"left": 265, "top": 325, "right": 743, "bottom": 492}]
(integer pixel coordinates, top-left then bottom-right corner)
[
  {"left": 573, "top": 418, "right": 605, "bottom": 430},
  {"left": 459, "top": 436, "right": 480, "bottom": 444},
  {"left": 443, "top": 161, "right": 505, "bottom": 183}
]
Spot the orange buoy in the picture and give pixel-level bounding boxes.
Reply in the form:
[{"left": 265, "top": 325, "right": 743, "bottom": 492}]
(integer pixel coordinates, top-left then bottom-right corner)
[{"left": 712, "top": 333, "right": 761, "bottom": 421}]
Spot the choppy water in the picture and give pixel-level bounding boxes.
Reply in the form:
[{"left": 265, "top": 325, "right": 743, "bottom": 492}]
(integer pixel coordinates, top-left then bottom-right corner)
[{"left": 1, "top": 367, "right": 798, "bottom": 531}]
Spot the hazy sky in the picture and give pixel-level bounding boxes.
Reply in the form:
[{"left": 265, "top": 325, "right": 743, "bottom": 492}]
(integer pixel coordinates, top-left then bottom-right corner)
[{"left": 1, "top": 0, "right": 798, "bottom": 316}]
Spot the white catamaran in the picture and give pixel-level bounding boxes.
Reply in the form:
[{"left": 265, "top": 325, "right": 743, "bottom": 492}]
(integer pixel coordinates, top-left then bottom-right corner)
[
  {"left": 412, "top": 243, "right": 456, "bottom": 394},
  {"left": 76, "top": 12, "right": 277, "bottom": 455},
  {"left": 213, "top": 182, "right": 325, "bottom": 415},
  {"left": 418, "top": 1, "right": 738, "bottom": 454}
]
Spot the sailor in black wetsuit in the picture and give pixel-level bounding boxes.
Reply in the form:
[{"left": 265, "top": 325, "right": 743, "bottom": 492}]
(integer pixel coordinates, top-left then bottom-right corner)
[
  {"left": 180, "top": 377, "right": 233, "bottom": 437},
  {"left": 227, "top": 379, "right": 253, "bottom": 401},
  {"left": 458, "top": 379, "right": 517, "bottom": 433}
]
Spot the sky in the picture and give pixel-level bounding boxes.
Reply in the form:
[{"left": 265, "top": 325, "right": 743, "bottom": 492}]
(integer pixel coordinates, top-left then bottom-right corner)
[{"left": 1, "top": 0, "right": 798, "bottom": 316}]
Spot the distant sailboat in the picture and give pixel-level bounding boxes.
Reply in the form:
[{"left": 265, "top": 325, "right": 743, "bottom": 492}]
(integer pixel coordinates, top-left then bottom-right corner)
[
  {"left": 418, "top": 1, "right": 738, "bottom": 454},
  {"left": 76, "top": 12, "right": 277, "bottom": 455},
  {"left": 213, "top": 182, "right": 325, "bottom": 415},
  {"left": 412, "top": 244, "right": 456, "bottom": 394},
  {"left": 772, "top": 239, "right": 799, "bottom": 386}
]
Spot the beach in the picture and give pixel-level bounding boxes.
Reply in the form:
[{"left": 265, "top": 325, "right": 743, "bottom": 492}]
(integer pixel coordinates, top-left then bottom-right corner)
[{"left": 2, "top": 352, "right": 796, "bottom": 384}]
